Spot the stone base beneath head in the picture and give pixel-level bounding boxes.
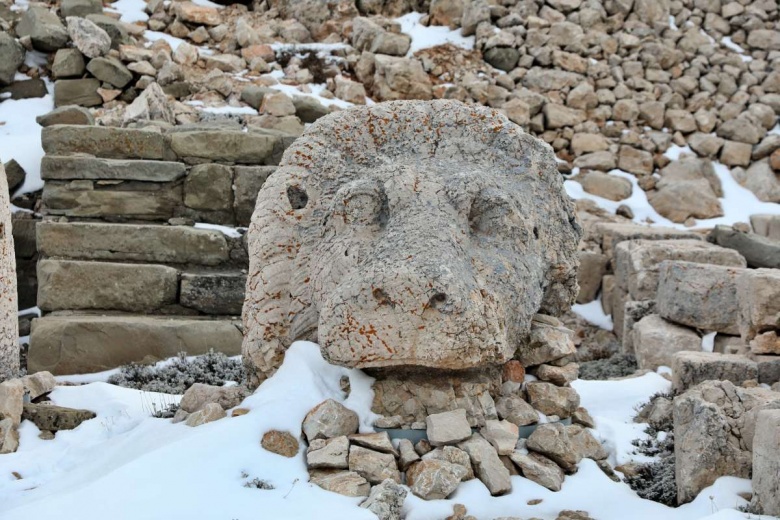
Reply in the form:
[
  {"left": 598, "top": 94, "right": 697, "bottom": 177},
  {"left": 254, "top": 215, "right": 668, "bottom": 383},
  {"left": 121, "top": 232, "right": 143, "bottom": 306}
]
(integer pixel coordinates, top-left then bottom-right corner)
[{"left": 28, "top": 315, "right": 242, "bottom": 374}]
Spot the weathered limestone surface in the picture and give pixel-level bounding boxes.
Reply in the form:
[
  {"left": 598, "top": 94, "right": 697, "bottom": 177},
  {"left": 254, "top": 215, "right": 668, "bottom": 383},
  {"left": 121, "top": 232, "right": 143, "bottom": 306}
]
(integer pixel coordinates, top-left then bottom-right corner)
[
  {"left": 674, "top": 380, "right": 780, "bottom": 504},
  {"left": 180, "top": 272, "right": 246, "bottom": 315},
  {"left": 709, "top": 225, "right": 780, "bottom": 269},
  {"left": 632, "top": 314, "right": 701, "bottom": 370},
  {"left": 737, "top": 268, "right": 780, "bottom": 342},
  {"left": 41, "top": 156, "right": 186, "bottom": 182},
  {"left": 671, "top": 351, "right": 758, "bottom": 393},
  {"left": 0, "top": 164, "right": 18, "bottom": 381},
  {"left": 42, "top": 125, "right": 168, "bottom": 159},
  {"left": 243, "top": 100, "right": 582, "bottom": 387},
  {"left": 28, "top": 316, "right": 242, "bottom": 374},
  {"left": 37, "top": 222, "right": 230, "bottom": 265},
  {"left": 37, "top": 259, "right": 178, "bottom": 312}
]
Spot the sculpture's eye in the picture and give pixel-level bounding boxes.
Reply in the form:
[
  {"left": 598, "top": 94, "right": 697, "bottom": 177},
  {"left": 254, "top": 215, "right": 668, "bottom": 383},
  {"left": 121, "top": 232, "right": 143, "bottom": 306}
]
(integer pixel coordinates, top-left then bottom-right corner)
[
  {"left": 287, "top": 185, "right": 308, "bottom": 210},
  {"left": 334, "top": 180, "right": 385, "bottom": 227},
  {"left": 469, "top": 189, "right": 521, "bottom": 236}
]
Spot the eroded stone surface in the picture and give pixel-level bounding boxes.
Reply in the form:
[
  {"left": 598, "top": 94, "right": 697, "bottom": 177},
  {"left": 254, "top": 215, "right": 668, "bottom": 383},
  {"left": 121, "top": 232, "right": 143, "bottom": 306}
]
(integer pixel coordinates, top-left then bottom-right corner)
[
  {"left": 242, "top": 100, "right": 581, "bottom": 386},
  {"left": 0, "top": 163, "right": 18, "bottom": 381}
]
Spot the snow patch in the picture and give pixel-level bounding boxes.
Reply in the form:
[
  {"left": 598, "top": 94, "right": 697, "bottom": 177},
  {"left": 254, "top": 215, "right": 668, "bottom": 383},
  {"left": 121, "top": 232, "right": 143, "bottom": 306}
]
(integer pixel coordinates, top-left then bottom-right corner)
[{"left": 395, "top": 12, "right": 475, "bottom": 56}]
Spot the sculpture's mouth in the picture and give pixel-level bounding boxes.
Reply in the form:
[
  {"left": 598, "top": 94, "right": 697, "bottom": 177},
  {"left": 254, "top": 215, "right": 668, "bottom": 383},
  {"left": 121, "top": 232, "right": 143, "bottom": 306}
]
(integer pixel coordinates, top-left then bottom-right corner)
[{"left": 317, "top": 283, "right": 513, "bottom": 370}]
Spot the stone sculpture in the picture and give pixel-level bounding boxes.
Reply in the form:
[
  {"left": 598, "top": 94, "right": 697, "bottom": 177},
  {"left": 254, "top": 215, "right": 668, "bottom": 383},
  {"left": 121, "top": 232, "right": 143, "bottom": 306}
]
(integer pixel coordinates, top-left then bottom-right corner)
[
  {"left": 242, "top": 100, "right": 581, "bottom": 388},
  {"left": 0, "top": 162, "right": 19, "bottom": 381}
]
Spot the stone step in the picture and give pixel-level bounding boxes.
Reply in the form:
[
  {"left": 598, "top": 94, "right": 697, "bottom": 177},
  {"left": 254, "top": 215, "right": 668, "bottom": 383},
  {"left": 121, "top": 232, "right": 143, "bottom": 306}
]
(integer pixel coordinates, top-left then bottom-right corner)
[
  {"left": 41, "top": 155, "right": 187, "bottom": 182},
  {"left": 37, "top": 221, "right": 231, "bottom": 266},
  {"left": 28, "top": 315, "right": 242, "bottom": 375},
  {"left": 180, "top": 271, "right": 246, "bottom": 315}
]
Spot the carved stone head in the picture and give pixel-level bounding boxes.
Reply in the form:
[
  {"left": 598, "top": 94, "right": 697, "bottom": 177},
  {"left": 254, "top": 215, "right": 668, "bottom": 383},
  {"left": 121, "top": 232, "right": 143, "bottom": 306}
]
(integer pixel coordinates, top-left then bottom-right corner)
[{"left": 242, "top": 100, "right": 581, "bottom": 387}]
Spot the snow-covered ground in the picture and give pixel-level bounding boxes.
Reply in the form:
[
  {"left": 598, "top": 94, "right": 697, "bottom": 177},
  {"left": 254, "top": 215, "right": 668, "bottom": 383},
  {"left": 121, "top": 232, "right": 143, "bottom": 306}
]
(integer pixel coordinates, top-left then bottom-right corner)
[{"left": 0, "top": 342, "right": 762, "bottom": 520}]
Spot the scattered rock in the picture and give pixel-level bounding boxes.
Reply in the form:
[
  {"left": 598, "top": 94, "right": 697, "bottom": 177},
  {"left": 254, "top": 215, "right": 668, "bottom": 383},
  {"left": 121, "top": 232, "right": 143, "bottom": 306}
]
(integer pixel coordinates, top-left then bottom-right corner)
[
  {"left": 302, "top": 399, "right": 359, "bottom": 441},
  {"left": 261, "top": 430, "right": 299, "bottom": 457}
]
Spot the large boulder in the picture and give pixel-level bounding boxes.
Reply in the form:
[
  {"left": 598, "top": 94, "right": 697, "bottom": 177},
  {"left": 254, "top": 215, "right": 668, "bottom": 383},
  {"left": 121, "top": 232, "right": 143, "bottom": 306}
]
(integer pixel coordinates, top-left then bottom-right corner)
[{"left": 242, "top": 100, "right": 582, "bottom": 387}]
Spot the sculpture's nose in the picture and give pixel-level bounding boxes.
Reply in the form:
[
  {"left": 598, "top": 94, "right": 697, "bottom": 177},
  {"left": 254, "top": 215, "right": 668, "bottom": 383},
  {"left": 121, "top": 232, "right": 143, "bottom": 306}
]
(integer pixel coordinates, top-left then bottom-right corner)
[{"left": 368, "top": 263, "right": 466, "bottom": 316}]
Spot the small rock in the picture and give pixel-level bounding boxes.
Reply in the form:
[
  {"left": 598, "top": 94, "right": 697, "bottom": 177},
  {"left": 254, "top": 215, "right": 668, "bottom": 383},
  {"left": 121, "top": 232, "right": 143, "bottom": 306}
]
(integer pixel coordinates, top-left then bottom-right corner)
[
  {"left": 482, "top": 419, "right": 519, "bottom": 456},
  {"left": 0, "top": 380, "right": 24, "bottom": 427},
  {"left": 21, "top": 372, "right": 56, "bottom": 400},
  {"left": 458, "top": 434, "right": 512, "bottom": 496},
  {"left": 406, "top": 459, "right": 467, "bottom": 500},
  {"left": 184, "top": 402, "right": 226, "bottom": 427},
  {"left": 398, "top": 438, "right": 420, "bottom": 470},
  {"left": 349, "top": 432, "right": 397, "bottom": 456},
  {"left": 495, "top": 395, "right": 539, "bottom": 427},
  {"left": 426, "top": 409, "right": 472, "bottom": 446},
  {"left": 423, "top": 445, "right": 475, "bottom": 480},
  {"left": 261, "top": 430, "right": 299, "bottom": 457},
  {"left": 22, "top": 402, "right": 95, "bottom": 431},
  {"left": 66, "top": 17, "right": 111, "bottom": 59},
  {"left": 0, "top": 418, "right": 19, "bottom": 454},
  {"left": 179, "top": 383, "right": 246, "bottom": 413},
  {"left": 307, "top": 435, "right": 349, "bottom": 468},
  {"left": 349, "top": 446, "right": 401, "bottom": 484},
  {"left": 302, "top": 399, "right": 359, "bottom": 441},
  {"left": 311, "top": 471, "right": 370, "bottom": 497},
  {"left": 526, "top": 382, "right": 580, "bottom": 419},
  {"left": 509, "top": 451, "right": 564, "bottom": 491},
  {"left": 36, "top": 105, "right": 94, "bottom": 126},
  {"left": 360, "top": 479, "right": 407, "bottom": 520}
]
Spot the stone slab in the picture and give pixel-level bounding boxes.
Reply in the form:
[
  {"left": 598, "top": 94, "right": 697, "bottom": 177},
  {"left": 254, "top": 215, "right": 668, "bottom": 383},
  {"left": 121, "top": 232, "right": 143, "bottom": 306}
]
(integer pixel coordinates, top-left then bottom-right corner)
[
  {"left": 709, "top": 225, "right": 780, "bottom": 269},
  {"left": 169, "top": 130, "right": 278, "bottom": 164},
  {"left": 233, "top": 166, "right": 275, "bottom": 226},
  {"left": 42, "top": 180, "right": 182, "bottom": 220},
  {"left": 41, "top": 155, "right": 186, "bottom": 182},
  {"left": 37, "top": 259, "right": 178, "bottom": 312},
  {"left": 37, "top": 222, "right": 230, "bottom": 266},
  {"left": 28, "top": 315, "right": 242, "bottom": 374},
  {"left": 42, "top": 125, "right": 168, "bottom": 160}
]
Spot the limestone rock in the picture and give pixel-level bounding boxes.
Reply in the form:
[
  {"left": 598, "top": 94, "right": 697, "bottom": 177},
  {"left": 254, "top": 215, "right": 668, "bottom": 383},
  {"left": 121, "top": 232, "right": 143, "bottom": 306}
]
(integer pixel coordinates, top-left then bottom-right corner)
[
  {"left": 184, "top": 402, "right": 226, "bottom": 427},
  {"left": 422, "top": 446, "right": 475, "bottom": 480},
  {"left": 54, "top": 79, "right": 102, "bottom": 107},
  {"left": 311, "top": 471, "right": 370, "bottom": 497},
  {"left": 406, "top": 459, "right": 467, "bottom": 500},
  {"left": 360, "top": 479, "right": 407, "bottom": 520},
  {"left": 349, "top": 446, "right": 401, "bottom": 484},
  {"left": 517, "top": 318, "right": 577, "bottom": 367},
  {"left": 509, "top": 451, "right": 564, "bottom": 491},
  {"left": 302, "top": 399, "right": 359, "bottom": 441},
  {"left": 576, "top": 171, "right": 631, "bottom": 201},
  {"left": 372, "top": 55, "right": 433, "bottom": 101},
  {"left": 351, "top": 17, "right": 410, "bottom": 56},
  {"left": 66, "top": 17, "right": 111, "bottom": 59},
  {"left": 349, "top": 432, "right": 396, "bottom": 455},
  {"left": 427, "top": 409, "right": 472, "bottom": 446},
  {"left": 261, "top": 430, "right": 300, "bottom": 457},
  {"left": 36, "top": 106, "right": 94, "bottom": 127},
  {"left": 482, "top": 419, "right": 519, "bottom": 455},
  {"left": 0, "top": 418, "right": 19, "bottom": 454},
  {"left": 242, "top": 100, "right": 581, "bottom": 386},
  {"left": 458, "top": 434, "right": 512, "bottom": 496},
  {"left": 22, "top": 402, "right": 95, "bottom": 431},
  {"left": 21, "top": 371, "right": 56, "bottom": 400},
  {"left": 123, "top": 83, "right": 175, "bottom": 125},
  {"left": 398, "top": 438, "right": 420, "bottom": 470},
  {"left": 16, "top": 7, "right": 68, "bottom": 52},
  {"left": 526, "top": 423, "right": 579, "bottom": 473},
  {"left": 308, "top": 436, "right": 349, "bottom": 468},
  {"left": 709, "top": 225, "right": 780, "bottom": 269},
  {"left": 736, "top": 268, "right": 780, "bottom": 341},
  {"left": 671, "top": 351, "right": 758, "bottom": 394},
  {"left": 0, "top": 164, "right": 18, "bottom": 381},
  {"left": 535, "top": 363, "right": 579, "bottom": 386},
  {"left": 0, "top": 379, "right": 23, "bottom": 426},
  {"left": 648, "top": 179, "right": 723, "bottom": 223}
]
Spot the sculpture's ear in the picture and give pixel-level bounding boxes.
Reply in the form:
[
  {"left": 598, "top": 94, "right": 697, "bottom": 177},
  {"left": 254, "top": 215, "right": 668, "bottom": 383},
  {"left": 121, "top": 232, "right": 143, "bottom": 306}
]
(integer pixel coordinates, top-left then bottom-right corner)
[{"left": 242, "top": 167, "right": 309, "bottom": 389}]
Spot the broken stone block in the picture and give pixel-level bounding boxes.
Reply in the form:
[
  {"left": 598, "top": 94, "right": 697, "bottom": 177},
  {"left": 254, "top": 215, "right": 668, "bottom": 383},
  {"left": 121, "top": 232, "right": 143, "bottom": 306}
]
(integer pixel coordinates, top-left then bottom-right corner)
[
  {"left": 422, "top": 446, "right": 474, "bottom": 480},
  {"left": 656, "top": 261, "right": 746, "bottom": 335},
  {"left": 517, "top": 317, "right": 576, "bottom": 367},
  {"left": 426, "top": 409, "right": 472, "bottom": 446},
  {"left": 21, "top": 371, "right": 56, "bottom": 400},
  {"left": 406, "top": 459, "right": 467, "bottom": 500},
  {"left": 576, "top": 251, "right": 608, "bottom": 304},
  {"left": 509, "top": 451, "right": 564, "bottom": 491},
  {"left": 302, "top": 399, "right": 359, "bottom": 441},
  {"left": 750, "top": 409, "right": 780, "bottom": 516},
  {"left": 709, "top": 225, "right": 780, "bottom": 269},
  {"left": 260, "top": 430, "right": 299, "bottom": 458},
  {"left": 495, "top": 395, "right": 539, "bottom": 427},
  {"left": 307, "top": 436, "right": 349, "bottom": 468},
  {"left": 348, "top": 446, "right": 401, "bottom": 484},
  {"left": 0, "top": 379, "right": 24, "bottom": 426},
  {"left": 458, "top": 434, "right": 512, "bottom": 496},
  {"left": 0, "top": 418, "right": 19, "bottom": 454},
  {"left": 526, "top": 423, "right": 580, "bottom": 473},
  {"left": 349, "top": 432, "right": 396, "bottom": 456},
  {"left": 632, "top": 315, "right": 701, "bottom": 370}
]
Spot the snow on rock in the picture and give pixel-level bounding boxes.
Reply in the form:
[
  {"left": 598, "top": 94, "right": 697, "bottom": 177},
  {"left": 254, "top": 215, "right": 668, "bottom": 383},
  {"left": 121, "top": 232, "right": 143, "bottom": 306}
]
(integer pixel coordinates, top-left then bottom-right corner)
[
  {"left": 395, "top": 12, "right": 475, "bottom": 56},
  {"left": 107, "top": 0, "right": 149, "bottom": 23},
  {"left": 572, "top": 298, "right": 614, "bottom": 331}
]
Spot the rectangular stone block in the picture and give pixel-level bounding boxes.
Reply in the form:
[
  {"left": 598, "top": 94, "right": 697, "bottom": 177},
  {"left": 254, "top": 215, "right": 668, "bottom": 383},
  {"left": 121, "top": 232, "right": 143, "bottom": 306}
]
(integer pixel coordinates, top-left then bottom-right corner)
[
  {"left": 28, "top": 315, "right": 242, "bottom": 374},
  {"left": 37, "top": 259, "right": 178, "bottom": 312},
  {"left": 595, "top": 222, "right": 702, "bottom": 257},
  {"left": 709, "top": 225, "right": 780, "bottom": 269},
  {"left": 621, "top": 299, "right": 655, "bottom": 354},
  {"left": 169, "top": 130, "right": 277, "bottom": 163},
  {"left": 657, "top": 261, "right": 746, "bottom": 335},
  {"left": 671, "top": 351, "right": 758, "bottom": 393},
  {"left": 737, "top": 268, "right": 780, "bottom": 341},
  {"left": 234, "top": 165, "right": 275, "bottom": 226},
  {"left": 42, "top": 125, "right": 168, "bottom": 159},
  {"left": 751, "top": 410, "right": 780, "bottom": 515},
  {"left": 42, "top": 180, "right": 182, "bottom": 220},
  {"left": 37, "top": 222, "right": 230, "bottom": 266},
  {"left": 615, "top": 239, "right": 746, "bottom": 301},
  {"left": 632, "top": 314, "right": 700, "bottom": 370},
  {"left": 53, "top": 79, "right": 102, "bottom": 108},
  {"left": 184, "top": 164, "right": 233, "bottom": 211},
  {"left": 753, "top": 354, "right": 780, "bottom": 385},
  {"left": 41, "top": 155, "right": 186, "bottom": 182},
  {"left": 180, "top": 272, "right": 246, "bottom": 315}
]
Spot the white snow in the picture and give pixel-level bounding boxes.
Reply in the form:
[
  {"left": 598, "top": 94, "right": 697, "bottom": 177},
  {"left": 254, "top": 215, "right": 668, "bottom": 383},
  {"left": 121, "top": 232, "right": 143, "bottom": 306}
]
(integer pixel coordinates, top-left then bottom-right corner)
[
  {"left": 198, "top": 105, "right": 259, "bottom": 115},
  {"left": 108, "top": 0, "right": 149, "bottom": 22},
  {"left": 0, "top": 343, "right": 767, "bottom": 520},
  {"left": 193, "top": 223, "right": 245, "bottom": 238},
  {"left": 395, "top": 12, "right": 475, "bottom": 56},
  {"left": 720, "top": 37, "right": 752, "bottom": 62},
  {"left": 572, "top": 298, "right": 614, "bottom": 331},
  {"left": 0, "top": 80, "right": 53, "bottom": 195},
  {"left": 267, "top": 82, "right": 360, "bottom": 108},
  {"left": 269, "top": 42, "right": 353, "bottom": 55},
  {"left": 701, "top": 332, "right": 717, "bottom": 353},
  {"left": 565, "top": 145, "right": 780, "bottom": 230}
]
